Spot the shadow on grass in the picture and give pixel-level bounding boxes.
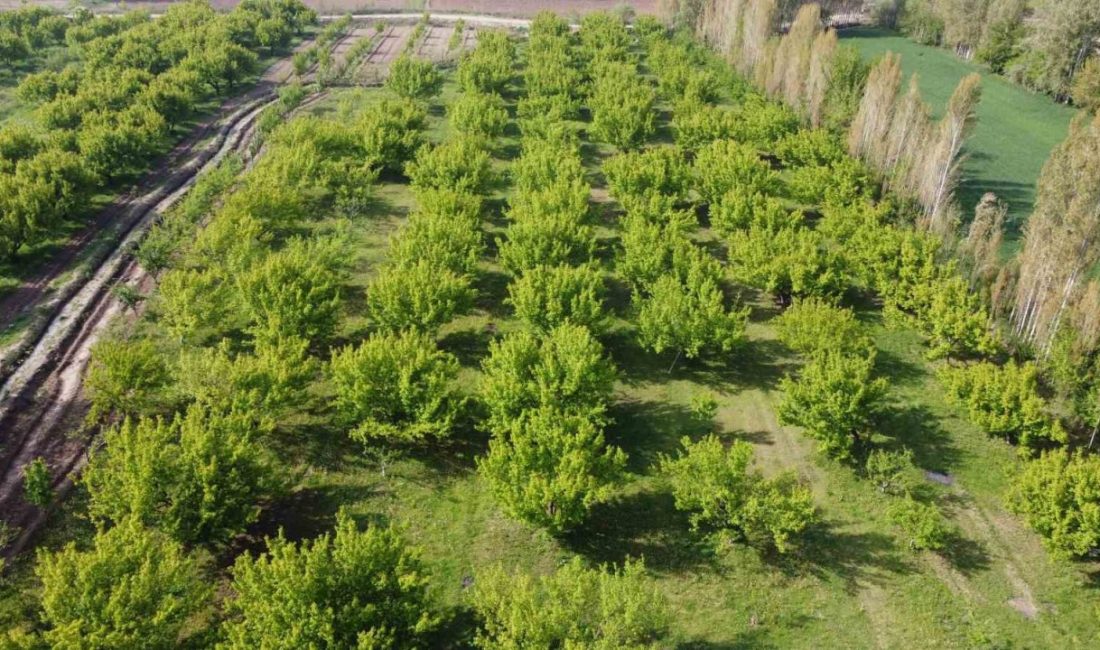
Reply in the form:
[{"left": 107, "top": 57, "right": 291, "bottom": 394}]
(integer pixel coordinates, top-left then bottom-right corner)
[
  {"left": 473, "top": 268, "right": 512, "bottom": 318},
  {"left": 774, "top": 520, "right": 916, "bottom": 594},
  {"left": 874, "top": 348, "right": 927, "bottom": 387},
  {"left": 439, "top": 327, "right": 495, "bottom": 368},
  {"left": 607, "top": 398, "right": 707, "bottom": 474},
  {"left": 876, "top": 403, "right": 963, "bottom": 475},
  {"left": 563, "top": 488, "right": 719, "bottom": 574}
]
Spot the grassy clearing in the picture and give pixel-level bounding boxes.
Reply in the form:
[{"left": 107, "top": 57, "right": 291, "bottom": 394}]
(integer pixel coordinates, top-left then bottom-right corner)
[{"left": 839, "top": 27, "right": 1079, "bottom": 244}]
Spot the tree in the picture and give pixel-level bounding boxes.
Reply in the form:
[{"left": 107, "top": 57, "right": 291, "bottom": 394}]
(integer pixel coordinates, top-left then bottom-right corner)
[
  {"left": 389, "top": 198, "right": 484, "bottom": 276},
  {"left": 480, "top": 324, "right": 615, "bottom": 435},
  {"left": 22, "top": 457, "right": 52, "bottom": 508},
  {"left": 222, "top": 510, "right": 437, "bottom": 649},
  {"left": 85, "top": 337, "right": 171, "bottom": 423},
  {"left": 589, "top": 63, "right": 657, "bottom": 150},
  {"left": 1008, "top": 449, "right": 1100, "bottom": 559},
  {"left": 660, "top": 435, "right": 816, "bottom": 553},
  {"left": 405, "top": 137, "right": 493, "bottom": 197},
  {"left": 457, "top": 30, "right": 514, "bottom": 94},
  {"left": 693, "top": 139, "right": 778, "bottom": 205},
  {"left": 864, "top": 448, "right": 917, "bottom": 495},
  {"left": 778, "top": 351, "right": 888, "bottom": 462},
  {"left": 912, "top": 275, "right": 998, "bottom": 359},
  {"left": 479, "top": 407, "right": 625, "bottom": 533},
  {"left": 775, "top": 298, "right": 871, "bottom": 358},
  {"left": 727, "top": 225, "right": 847, "bottom": 305},
  {"left": 469, "top": 557, "right": 668, "bottom": 649},
  {"left": 35, "top": 520, "right": 210, "bottom": 649},
  {"left": 366, "top": 259, "right": 474, "bottom": 334},
  {"left": 1071, "top": 57, "right": 1100, "bottom": 112},
  {"left": 498, "top": 187, "right": 596, "bottom": 274},
  {"left": 82, "top": 404, "right": 279, "bottom": 546},
  {"left": 671, "top": 100, "right": 736, "bottom": 151},
  {"left": 1013, "top": 0, "right": 1100, "bottom": 98},
  {"left": 709, "top": 191, "right": 800, "bottom": 238},
  {"left": 329, "top": 331, "right": 461, "bottom": 444},
  {"left": 238, "top": 238, "right": 344, "bottom": 344},
  {"left": 635, "top": 272, "right": 749, "bottom": 369},
  {"left": 888, "top": 497, "right": 952, "bottom": 551},
  {"left": 359, "top": 97, "right": 426, "bottom": 174},
  {"left": 507, "top": 264, "right": 606, "bottom": 333},
  {"left": 448, "top": 91, "right": 509, "bottom": 141},
  {"left": 602, "top": 146, "right": 690, "bottom": 212},
  {"left": 939, "top": 361, "right": 1067, "bottom": 454},
  {"left": 385, "top": 53, "right": 442, "bottom": 100}
]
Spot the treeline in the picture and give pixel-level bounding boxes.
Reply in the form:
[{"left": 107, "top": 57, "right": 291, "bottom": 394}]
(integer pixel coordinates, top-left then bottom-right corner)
[
  {"left": 675, "top": 0, "right": 1100, "bottom": 561},
  {"left": 877, "top": 0, "right": 1100, "bottom": 109},
  {"left": 0, "top": 6, "right": 68, "bottom": 68},
  {"left": 0, "top": 0, "right": 315, "bottom": 259}
]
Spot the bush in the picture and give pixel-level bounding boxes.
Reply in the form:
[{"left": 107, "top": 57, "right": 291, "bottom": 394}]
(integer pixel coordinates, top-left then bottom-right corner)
[{"left": 888, "top": 497, "right": 952, "bottom": 551}]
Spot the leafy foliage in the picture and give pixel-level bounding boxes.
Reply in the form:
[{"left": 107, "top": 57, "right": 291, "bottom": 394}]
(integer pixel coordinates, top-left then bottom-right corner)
[
  {"left": 448, "top": 91, "right": 509, "bottom": 141},
  {"left": 359, "top": 97, "right": 427, "bottom": 173},
  {"left": 635, "top": 272, "right": 748, "bottom": 364},
  {"left": 470, "top": 557, "right": 668, "bottom": 649},
  {"left": 85, "top": 337, "right": 171, "bottom": 423},
  {"left": 1009, "top": 449, "right": 1100, "bottom": 559},
  {"left": 35, "top": 520, "right": 210, "bottom": 649},
  {"left": 385, "top": 54, "right": 443, "bottom": 100},
  {"left": 83, "top": 404, "right": 279, "bottom": 546},
  {"left": 21, "top": 457, "right": 52, "bottom": 508},
  {"left": 661, "top": 436, "right": 816, "bottom": 553},
  {"left": 693, "top": 139, "right": 779, "bottom": 205},
  {"left": 888, "top": 497, "right": 952, "bottom": 551},
  {"left": 223, "top": 510, "right": 437, "bottom": 648},
  {"left": 589, "top": 62, "right": 656, "bottom": 150},
  {"left": 366, "top": 259, "right": 474, "bottom": 335},
  {"left": 406, "top": 137, "right": 494, "bottom": 197},
  {"left": 778, "top": 351, "right": 888, "bottom": 462},
  {"left": 329, "top": 331, "right": 462, "bottom": 443},
  {"left": 507, "top": 263, "right": 607, "bottom": 333},
  {"left": 775, "top": 298, "right": 871, "bottom": 357}
]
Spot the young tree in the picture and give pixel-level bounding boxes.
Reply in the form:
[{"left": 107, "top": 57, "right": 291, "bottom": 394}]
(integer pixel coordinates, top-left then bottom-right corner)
[
  {"left": 84, "top": 337, "right": 171, "bottom": 423},
  {"left": 470, "top": 557, "right": 666, "bottom": 648},
  {"left": 479, "top": 407, "right": 625, "bottom": 533},
  {"left": 457, "top": 30, "right": 515, "bottom": 94},
  {"left": 1009, "top": 449, "right": 1100, "bottom": 559},
  {"left": 389, "top": 203, "right": 484, "bottom": 277},
  {"left": 778, "top": 351, "right": 888, "bottom": 462},
  {"left": 22, "top": 457, "right": 52, "bottom": 508},
  {"left": 506, "top": 264, "right": 607, "bottom": 334},
  {"left": 635, "top": 273, "right": 749, "bottom": 369},
  {"left": 359, "top": 97, "right": 427, "bottom": 174},
  {"left": 864, "top": 448, "right": 917, "bottom": 495},
  {"left": 693, "top": 139, "right": 778, "bottom": 204},
  {"left": 480, "top": 324, "right": 615, "bottom": 435},
  {"left": 405, "top": 137, "right": 494, "bottom": 197},
  {"left": 385, "top": 53, "right": 443, "bottom": 100},
  {"left": 888, "top": 497, "right": 953, "bottom": 551},
  {"left": 366, "top": 259, "right": 474, "bottom": 334},
  {"left": 82, "top": 405, "right": 279, "bottom": 546},
  {"left": 660, "top": 435, "right": 816, "bottom": 553},
  {"left": 775, "top": 298, "right": 871, "bottom": 358},
  {"left": 223, "top": 510, "right": 437, "bottom": 648},
  {"left": 448, "top": 91, "right": 509, "bottom": 141},
  {"left": 328, "top": 331, "right": 462, "bottom": 444},
  {"left": 35, "top": 520, "right": 210, "bottom": 649},
  {"left": 939, "top": 361, "right": 1067, "bottom": 454},
  {"left": 589, "top": 63, "right": 657, "bottom": 150}
]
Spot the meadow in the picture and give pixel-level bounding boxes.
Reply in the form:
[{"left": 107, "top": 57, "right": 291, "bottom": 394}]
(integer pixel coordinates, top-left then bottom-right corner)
[{"left": 839, "top": 27, "right": 1079, "bottom": 243}]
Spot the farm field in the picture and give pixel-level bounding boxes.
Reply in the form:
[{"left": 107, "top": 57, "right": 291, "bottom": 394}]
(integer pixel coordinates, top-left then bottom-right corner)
[
  {"left": 839, "top": 27, "right": 1079, "bottom": 242},
  {"left": 3, "top": 10, "right": 1100, "bottom": 648}
]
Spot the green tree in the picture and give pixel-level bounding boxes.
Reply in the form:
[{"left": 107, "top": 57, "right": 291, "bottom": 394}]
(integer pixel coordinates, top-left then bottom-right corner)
[
  {"left": 85, "top": 338, "right": 171, "bottom": 423},
  {"left": 1071, "top": 57, "right": 1100, "bottom": 112},
  {"left": 35, "top": 520, "right": 210, "bottom": 649},
  {"left": 775, "top": 298, "right": 871, "bottom": 357},
  {"left": 470, "top": 557, "right": 668, "bottom": 649},
  {"left": 480, "top": 324, "right": 615, "bottom": 435},
  {"left": 405, "top": 137, "right": 493, "bottom": 197},
  {"left": 1009, "top": 449, "right": 1100, "bottom": 559},
  {"left": 727, "top": 224, "right": 847, "bottom": 305},
  {"left": 506, "top": 264, "right": 606, "bottom": 333},
  {"left": 222, "top": 510, "right": 437, "bottom": 649},
  {"left": 589, "top": 63, "right": 657, "bottom": 150},
  {"left": 671, "top": 99, "right": 736, "bottom": 151},
  {"left": 693, "top": 138, "right": 778, "bottom": 204},
  {"left": 359, "top": 97, "right": 426, "bottom": 173},
  {"left": 479, "top": 407, "right": 625, "bottom": 533},
  {"left": 389, "top": 198, "right": 484, "bottom": 276},
  {"left": 778, "top": 351, "right": 888, "bottom": 462},
  {"left": 602, "top": 146, "right": 690, "bottom": 211},
  {"left": 888, "top": 497, "right": 952, "bottom": 551},
  {"left": 366, "top": 259, "right": 474, "bottom": 334},
  {"left": 635, "top": 272, "right": 749, "bottom": 369},
  {"left": 22, "top": 457, "right": 52, "bottom": 508},
  {"left": 82, "top": 405, "right": 279, "bottom": 546},
  {"left": 939, "top": 361, "right": 1067, "bottom": 454},
  {"left": 457, "top": 30, "right": 514, "bottom": 94},
  {"left": 448, "top": 91, "right": 509, "bottom": 141},
  {"left": 385, "top": 53, "right": 442, "bottom": 100},
  {"left": 864, "top": 448, "right": 917, "bottom": 495},
  {"left": 329, "top": 331, "right": 461, "bottom": 444},
  {"left": 238, "top": 239, "right": 344, "bottom": 344},
  {"left": 660, "top": 435, "right": 816, "bottom": 553}
]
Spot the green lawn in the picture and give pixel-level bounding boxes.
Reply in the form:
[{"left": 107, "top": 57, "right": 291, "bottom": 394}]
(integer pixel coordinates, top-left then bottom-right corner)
[{"left": 839, "top": 27, "right": 1079, "bottom": 243}]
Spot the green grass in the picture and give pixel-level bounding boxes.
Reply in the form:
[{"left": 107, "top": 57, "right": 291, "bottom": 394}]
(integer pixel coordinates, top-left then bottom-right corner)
[{"left": 839, "top": 27, "right": 1080, "bottom": 243}]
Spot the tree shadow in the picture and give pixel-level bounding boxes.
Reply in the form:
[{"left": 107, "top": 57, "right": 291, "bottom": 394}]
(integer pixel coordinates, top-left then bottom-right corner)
[
  {"left": 771, "top": 520, "right": 916, "bottom": 594},
  {"left": 439, "top": 327, "right": 495, "bottom": 368},
  {"left": 873, "top": 348, "right": 927, "bottom": 387},
  {"left": 875, "top": 403, "right": 963, "bottom": 475},
  {"left": 473, "top": 268, "right": 512, "bottom": 317},
  {"left": 562, "top": 487, "right": 719, "bottom": 574},
  {"left": 606, "top": 398, "right": 707, "bottom": 474},
  {"left": 723, "top": 337, "right": 799, "bottom": 392}
]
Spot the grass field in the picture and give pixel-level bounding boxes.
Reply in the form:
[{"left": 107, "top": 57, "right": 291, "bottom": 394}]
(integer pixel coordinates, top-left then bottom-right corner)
[
  {"left": 839, "top": 27, "right": 1079, "bottom": 244},
  {"left": 4, "top": 36, "right": 1100, "bottom": 648}
]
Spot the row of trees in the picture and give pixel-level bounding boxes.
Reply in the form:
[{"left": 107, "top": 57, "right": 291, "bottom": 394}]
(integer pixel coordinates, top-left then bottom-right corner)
[{"left": 0, "top": 0, "right": 316, "bottom": 259}]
